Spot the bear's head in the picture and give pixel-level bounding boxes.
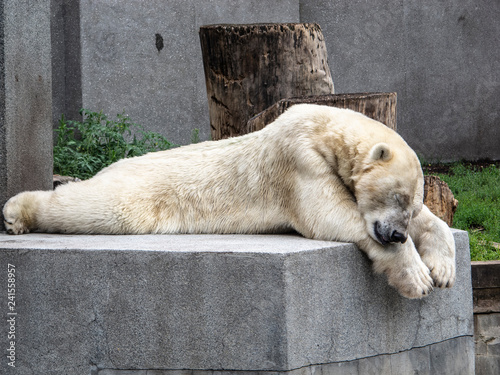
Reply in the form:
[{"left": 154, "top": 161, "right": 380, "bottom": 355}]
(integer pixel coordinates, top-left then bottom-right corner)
[{"left": 353, "top": 143, "right": 424, "bottom": 246}]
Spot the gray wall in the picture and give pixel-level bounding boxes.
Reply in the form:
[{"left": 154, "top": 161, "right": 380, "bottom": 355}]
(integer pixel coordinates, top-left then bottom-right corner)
[
  {"left": 52, "top": 0, "right": 499, "bottom": 161},
  {"left": 0, "top": 0, "right": 53, "bottom": 212},
  {"left": 52, "top": 0, "right": 300, "bottom": 146},
  {"left": 301, "top": 0, "right": 500, "bottom": 162},
  {"left": 51, "top": 0, "right": 82, "bottom": 126}
]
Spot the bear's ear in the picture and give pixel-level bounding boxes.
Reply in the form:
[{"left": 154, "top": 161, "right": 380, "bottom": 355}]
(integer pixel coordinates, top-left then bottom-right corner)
[{"left": 369, "top": 143, "right": 392, "bottom": 162}]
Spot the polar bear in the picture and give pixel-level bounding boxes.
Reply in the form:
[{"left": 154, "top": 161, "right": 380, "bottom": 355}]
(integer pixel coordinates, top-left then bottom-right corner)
[{"left": 3, "top": 104, "right": 455, "bottom": 299}]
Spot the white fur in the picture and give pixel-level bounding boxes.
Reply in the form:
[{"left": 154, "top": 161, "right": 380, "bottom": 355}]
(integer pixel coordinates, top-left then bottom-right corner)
[{"left": 2, "top": 104, "right": 456, "bottom": 298}]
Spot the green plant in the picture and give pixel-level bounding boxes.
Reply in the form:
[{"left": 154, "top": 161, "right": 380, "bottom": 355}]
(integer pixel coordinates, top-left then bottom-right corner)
[
  {"left": 434, "top": 163, "right": 500, "bottom": 261},
  {"left": 191, "top": 128, "right": 200, "bottom": 144},
  {"left": 54, "top": 109, "right": 175, "bottom": 180}
]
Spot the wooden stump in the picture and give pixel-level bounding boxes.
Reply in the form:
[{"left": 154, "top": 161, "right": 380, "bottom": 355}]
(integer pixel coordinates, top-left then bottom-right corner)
[
  {"left": 199, "top": 23, "right": 335, "bottom": 140},
  {"left": 424, "top": 175, "right": 459, "bottom": 227},
  {"left": 53, "top": 175, "right": 81, "bottom": 189},
  {"left": 247, "top": 92, "right": 398, "bottom": 132}
]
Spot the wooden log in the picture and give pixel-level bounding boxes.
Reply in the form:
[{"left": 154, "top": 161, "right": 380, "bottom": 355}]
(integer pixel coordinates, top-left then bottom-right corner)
[
  {"left": 247, "top": 92, "right": 398, "bottom": 132},
  {"left": 53, "top": 175, "right": 81, "bottom": 189},
  {"left": 199, "top": 23, "right": 335, "bottom": 140},
  {"left": 423, "top": 175, "right": 459, "bottom": 227}
]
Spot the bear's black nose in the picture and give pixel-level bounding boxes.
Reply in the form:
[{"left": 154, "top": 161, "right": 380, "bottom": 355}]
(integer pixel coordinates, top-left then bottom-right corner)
[{"left": 391, "top": 230, "right": 407, "bottom": 243}]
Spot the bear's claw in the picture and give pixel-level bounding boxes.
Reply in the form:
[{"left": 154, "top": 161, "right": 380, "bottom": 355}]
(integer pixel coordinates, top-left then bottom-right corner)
[
  {"left": 381, "top": 245, "right": 435, "bottom": 299},
  {"left": 419, "top": 249, "right": 456, "bottom": 289},
  {"left": 399, "top": 263, "right": 434, "bottom": 299}
]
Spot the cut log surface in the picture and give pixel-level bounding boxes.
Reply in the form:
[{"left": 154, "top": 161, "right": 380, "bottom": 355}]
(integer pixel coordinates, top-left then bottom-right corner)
[
  {"left": 424, "top": 175, "right": 458, "bottom": 227},
  {"left": 247, "top": 92, "right": 398, "bottom": 132},
  {"left": 200, "top": 23, "right": 335, "bottom": 140}
]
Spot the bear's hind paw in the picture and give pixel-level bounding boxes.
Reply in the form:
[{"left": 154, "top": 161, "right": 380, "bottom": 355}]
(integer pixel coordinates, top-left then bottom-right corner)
[
  {"left": 4, "top": 218, "right": 30, "bottom": 235},
  {"left": 3, "top": 193, "right": 34, "bottom": 235}
]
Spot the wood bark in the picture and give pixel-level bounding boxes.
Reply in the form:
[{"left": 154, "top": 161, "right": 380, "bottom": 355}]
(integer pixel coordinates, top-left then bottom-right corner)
[
  {"left": 424, "top": 175, "right": 459, "bottom": 227},
  {"left": 247, "top": 92, "right": 398, "bottom": 132},
  {"left": 199, "top": 23, "right": 335, "bottom": 140},
  {"left": 53, "top": 175, "right": 81, "bottom": 189}
]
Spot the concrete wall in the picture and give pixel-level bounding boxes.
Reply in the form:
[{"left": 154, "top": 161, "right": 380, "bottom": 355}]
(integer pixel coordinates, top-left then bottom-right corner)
[
  {"left": 51, "top": 0, "right": 82, "bottom": 125},
  {"left": 0, "top": 0, "right": 53, "bottom": 214},
  {"left": 0, "top": 231, "right": 474, "bottom": 374},
  {"left": 300, "top": 0, "right": 499, "bottom": 162},
  {"left": 52, "top": 0, "right": 300, "bottom": 146},
  {"left": 52, "top": 0, "right": 498, "bottom": 160}
]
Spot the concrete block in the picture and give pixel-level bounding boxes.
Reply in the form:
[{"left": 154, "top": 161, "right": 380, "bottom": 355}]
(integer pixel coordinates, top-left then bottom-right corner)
[
  {"left": 475, "top": 314, "right": 500, "bottom": 340},
  {"left": 472, "top": 261, "right": 500, "bottom": 313},
  {"left": 475, "top": 312, "right": 500, "bottom": 374},
  {"left": 475, "top": 355, "right": 500, "bottom": 375},
  {"left": 472, "top": 261, "right": 500, "bottom": 289},
  {"left": 0, "top": 0, "right": 53, "bottom": 215},
  {"left": 488, "top": 338, "right": 500, "bottom": 357},
  {"left": 79, "top": 337, "right": 477, "bottom": 375},
  {"left": 0, "top": 230, "right": 473, "bottom": 374},
  {"left": 429, "top": 335, "right": 476, "bottom": 374},
  {"left": 300, "top": 0, "right": 500, "bottom": 161}
]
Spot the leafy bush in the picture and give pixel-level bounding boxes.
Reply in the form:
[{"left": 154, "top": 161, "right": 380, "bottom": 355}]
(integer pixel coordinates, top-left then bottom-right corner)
[{"left": 54, "top": 109, "right": 175, "bottom": 180}]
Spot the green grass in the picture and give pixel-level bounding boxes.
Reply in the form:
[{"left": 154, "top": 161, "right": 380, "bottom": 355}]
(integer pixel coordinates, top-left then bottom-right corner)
[
  {"left": 429, "top": 163, "right": 500, "bottom": 261},
  {"left": 54, "top": 109, "right": 175, "bottom": 180}
]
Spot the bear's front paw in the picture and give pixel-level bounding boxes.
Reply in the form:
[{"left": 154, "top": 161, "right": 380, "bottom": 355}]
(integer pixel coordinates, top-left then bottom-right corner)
[
  {"left": 409, "top": 205, "right": 457, "bottom": 290},
  {"left": 386, "top": 258, "right": 434, "bottom": 299},
  {"left": 373, "top": 243, "right": 435, "bottom": 299},
  {"left": 421, "top": 252, "right": 456, "bottom": 288}
]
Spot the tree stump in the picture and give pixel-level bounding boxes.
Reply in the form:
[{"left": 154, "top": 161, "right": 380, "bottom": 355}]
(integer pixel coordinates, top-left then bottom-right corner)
[
  {"left": 199, "top": 23, "right": 335, "bottom": 140},
  {"left": 247, "top": 92, "right": 398, "bottom": 132},
  {"left": 424, "top": 175, "right": 458, "bottom": 227},
  {"left": 53, "top": 175, "right": 81, "bottom": 189}
]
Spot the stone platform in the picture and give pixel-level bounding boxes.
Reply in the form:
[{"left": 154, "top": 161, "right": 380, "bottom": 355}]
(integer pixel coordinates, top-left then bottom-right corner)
[{"left": 0, "top": 230, "right": 474, "bottom": 374}]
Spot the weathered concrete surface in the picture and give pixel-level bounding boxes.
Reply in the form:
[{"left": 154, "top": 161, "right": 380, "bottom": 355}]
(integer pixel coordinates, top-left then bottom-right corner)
[
  {"left": 475, "top": 314, "right": 500, "bottom": 375},
  {"left": 96, "top": 336, "right": 474, "bottom": 375},
  {"left": 0, "top": 230, "right": 473, "bottom": 374},
  {"left": 52, "top": 0, "right": 299, "bottom": 145},
  {"left": 0, "top": 0, "right": 53, "bottom": 215},
  {"left": 472, "top": 261, "right": 500, "bottom": 375},
  {"left": 300, "top": 0, "right": 500, "bottom": 161}
]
